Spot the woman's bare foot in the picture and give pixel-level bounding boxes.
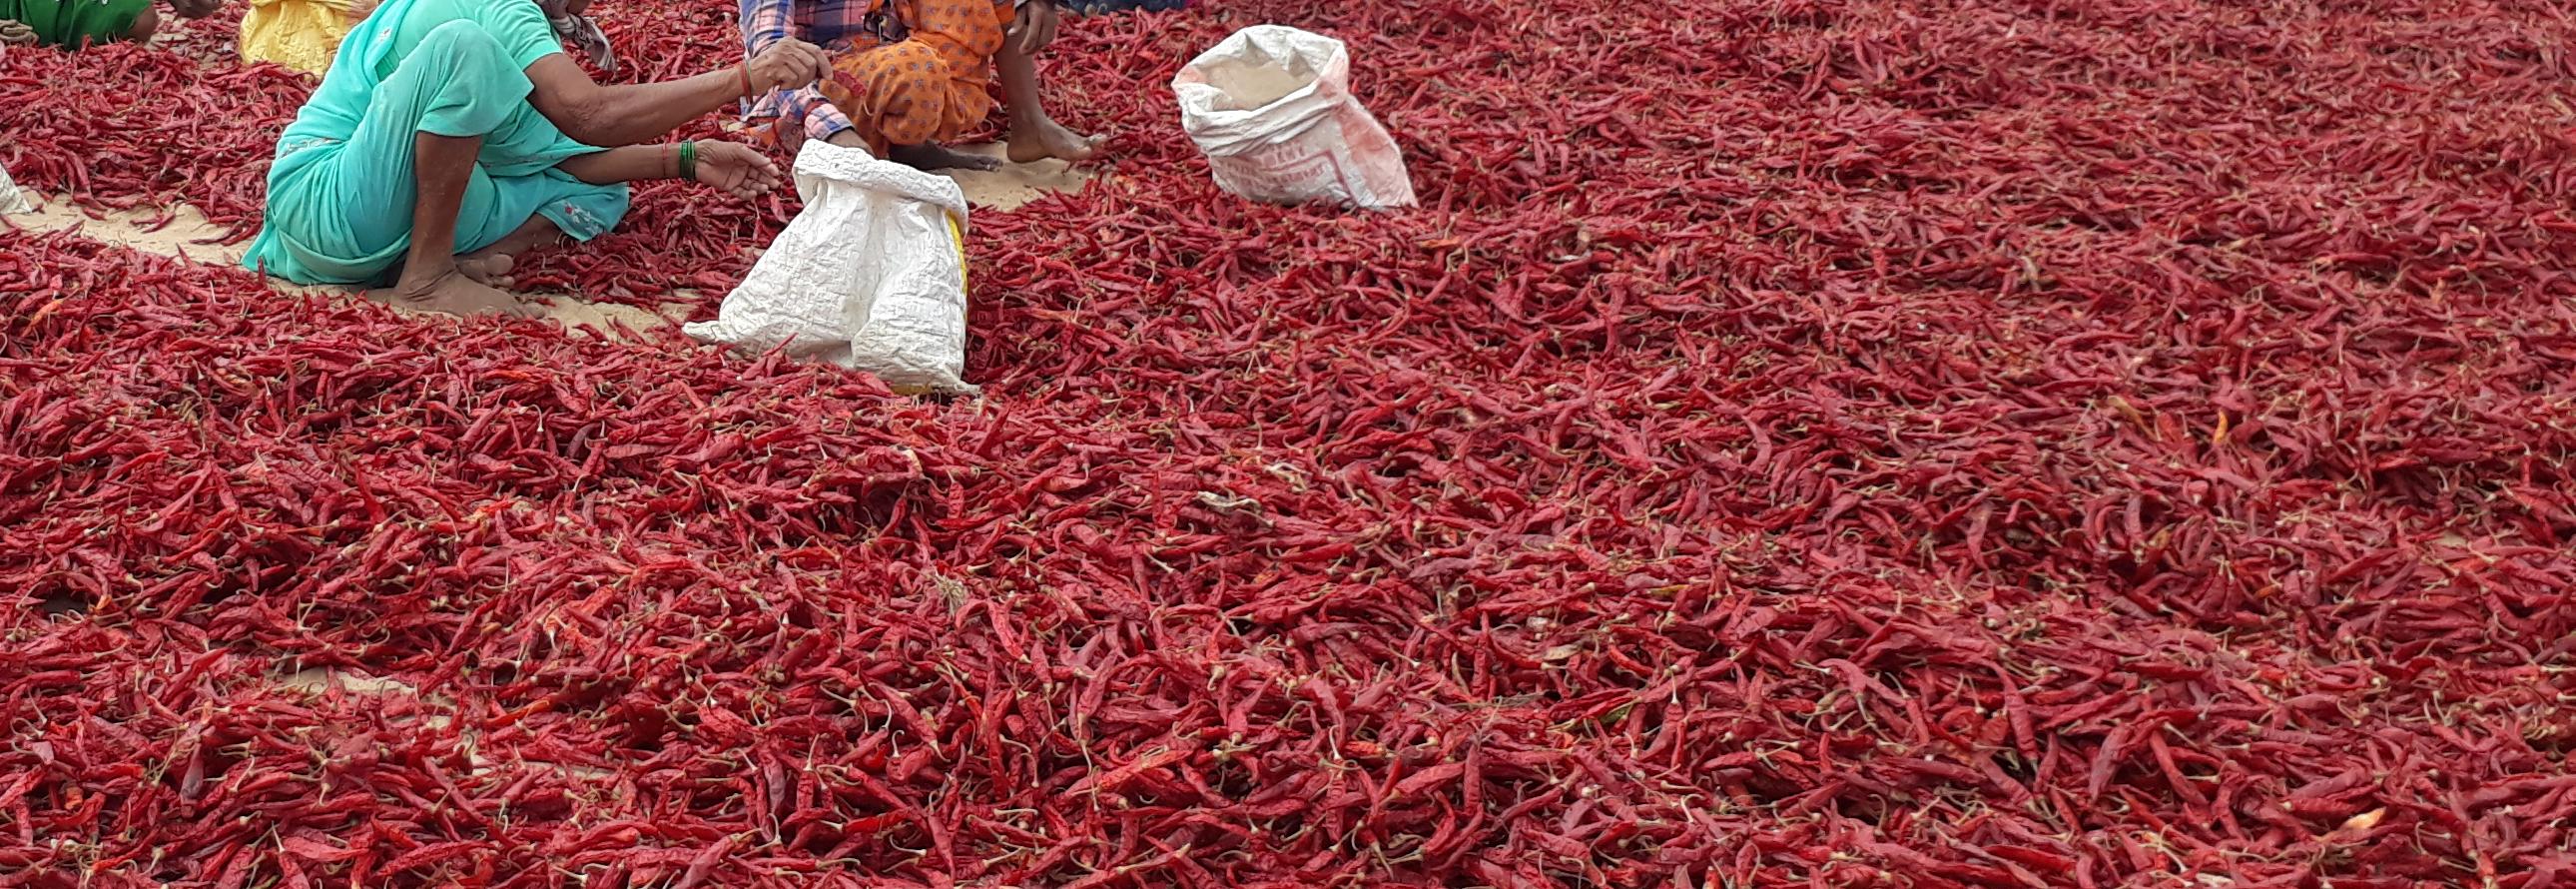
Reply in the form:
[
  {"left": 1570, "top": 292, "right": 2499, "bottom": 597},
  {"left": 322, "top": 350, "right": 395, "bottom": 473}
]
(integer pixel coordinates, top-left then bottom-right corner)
[
  {"left": 372, "top": 266, "right": 536, "bottom": 319},
  {"left": 889, "top": 142, "right": 1001, "bottom": 172},
  {"left": 1006, "top": 117, "right": 1103, "bottom": 164},
  {"left": 462, "top": 217, "right": 567, "bottom": 274},
  {"left": 456, "top": 254, "right": 515, "bottom": 289}
]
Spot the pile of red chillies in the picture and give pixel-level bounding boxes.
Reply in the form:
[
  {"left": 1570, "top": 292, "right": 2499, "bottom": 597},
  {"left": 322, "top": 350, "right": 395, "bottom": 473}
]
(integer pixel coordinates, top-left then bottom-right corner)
[{"left": 6, "top": 0, "right": 2576, "bottom": 886}]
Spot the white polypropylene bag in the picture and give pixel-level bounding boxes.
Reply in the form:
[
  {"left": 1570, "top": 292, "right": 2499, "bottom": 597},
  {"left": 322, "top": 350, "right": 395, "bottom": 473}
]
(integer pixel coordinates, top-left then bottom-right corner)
[
  {"left": 686, "top": 140, "right": 977, "bottom": 396},
  {"left": 1173, "top": 25, "right": 1417, "bottom": 210},
  {"left": 0, "top": 164, "right": 31, "bottom": 215}
]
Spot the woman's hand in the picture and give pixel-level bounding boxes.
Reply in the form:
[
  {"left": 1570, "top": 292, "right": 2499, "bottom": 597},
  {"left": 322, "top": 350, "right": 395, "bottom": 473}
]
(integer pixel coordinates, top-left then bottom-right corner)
[
  {"left": 165, "top": 0, "right": 223, "bottom": 19},
  {"left": 746, "top": 39, "right": 833, "bottom": 95},
  {"left": 692, "top": 141, "right": 783, "bottom": 199},
  {"left": 1008, "top": 0, "right": 1060, "bottom": 55}
]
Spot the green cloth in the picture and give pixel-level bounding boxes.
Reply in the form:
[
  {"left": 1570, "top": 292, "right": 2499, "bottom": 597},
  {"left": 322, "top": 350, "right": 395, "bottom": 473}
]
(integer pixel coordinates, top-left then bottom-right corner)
[
  {"left": 376, "top": 0, "right": 560, "bottom": 79},
  {"left": 243, "top": 0, "right": 628, "bottom": 286},
  {"left": 0, "top": 0, "right": 153, "bottom": 48}
]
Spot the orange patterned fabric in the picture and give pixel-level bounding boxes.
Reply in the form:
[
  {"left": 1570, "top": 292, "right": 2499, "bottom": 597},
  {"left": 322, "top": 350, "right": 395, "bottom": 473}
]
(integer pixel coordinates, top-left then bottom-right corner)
[{"left": 813, "top": 0, "right": 1013, "bottom": 153}]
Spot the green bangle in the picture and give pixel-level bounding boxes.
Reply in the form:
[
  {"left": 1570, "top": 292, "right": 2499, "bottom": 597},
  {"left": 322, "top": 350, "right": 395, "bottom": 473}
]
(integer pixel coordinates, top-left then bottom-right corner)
[{"left": 677, "top": 141, "right": 698, "bottom": 182}]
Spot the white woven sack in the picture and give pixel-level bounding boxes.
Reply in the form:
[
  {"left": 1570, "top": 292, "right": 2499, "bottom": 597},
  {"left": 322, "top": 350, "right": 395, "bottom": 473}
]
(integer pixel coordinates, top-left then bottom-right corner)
[
  {"left": 0, "top": 163, "right": 31, "bottom": 215},
  {"left": 1173, "top": 25, "right": 1416, "bottom": 210},
  {"left": 685, "top": 140, "right": 976, "bottom": 395}
]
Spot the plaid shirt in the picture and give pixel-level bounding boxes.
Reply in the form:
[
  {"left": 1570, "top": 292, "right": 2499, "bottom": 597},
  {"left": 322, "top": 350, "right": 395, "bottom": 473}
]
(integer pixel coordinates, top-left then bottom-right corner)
[
  {"left": 740, "top": 0, "right": 1030, "bottom": 145},
  {"left": 739, "top": 0, "right": 898, "bottom": 144}
]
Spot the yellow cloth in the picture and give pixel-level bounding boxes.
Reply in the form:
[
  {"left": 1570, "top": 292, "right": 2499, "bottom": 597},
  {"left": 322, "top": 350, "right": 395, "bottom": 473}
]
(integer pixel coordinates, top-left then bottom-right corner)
[{"left": 240, "top": 0, "right": 361, "bottom": 75}]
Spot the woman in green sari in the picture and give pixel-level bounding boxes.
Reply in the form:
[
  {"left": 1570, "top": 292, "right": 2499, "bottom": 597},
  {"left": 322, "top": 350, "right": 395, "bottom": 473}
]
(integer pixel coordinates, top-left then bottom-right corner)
[{"left": 244, "top": 0, "right": 832, "bottom": 317}]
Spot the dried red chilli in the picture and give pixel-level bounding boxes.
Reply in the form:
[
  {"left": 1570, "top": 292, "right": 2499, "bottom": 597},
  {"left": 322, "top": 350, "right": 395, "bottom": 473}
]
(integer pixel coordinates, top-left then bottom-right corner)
[{"left": 9, "top": 0, "right": 2576, "bottom": 885}]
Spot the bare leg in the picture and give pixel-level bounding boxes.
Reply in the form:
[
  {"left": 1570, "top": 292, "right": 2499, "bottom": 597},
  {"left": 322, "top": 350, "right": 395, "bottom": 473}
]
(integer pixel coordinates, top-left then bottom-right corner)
[
  {"left": 817, "top": 124, "right": 994, "bottom": 171},
  {"left": 882, "top": 139, "right": 1000, "bottom": 172},
  {"left": 454, "top": 215, "right": 566, "bottom": 288},
  {"left": 998, "top": 42, "right": 1101, "bottom": 164},
  {"left": 375, "top": 132, "right": 533, "bottom": 318}
]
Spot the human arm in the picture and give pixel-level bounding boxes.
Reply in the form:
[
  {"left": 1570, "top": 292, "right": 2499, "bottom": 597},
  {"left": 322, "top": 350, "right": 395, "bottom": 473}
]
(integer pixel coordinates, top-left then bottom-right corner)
[
  {"left": 556, "top": 141, "right": 783, "bottom": 199},
  {"left": 165, "top": 0, "right": 223, "bottom": 19},
  {"left": 527, "top": 41, "right": 831, "bottom": 147}
]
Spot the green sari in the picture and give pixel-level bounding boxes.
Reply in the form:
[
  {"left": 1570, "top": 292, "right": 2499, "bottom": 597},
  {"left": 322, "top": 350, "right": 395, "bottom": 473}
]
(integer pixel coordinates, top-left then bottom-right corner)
[{"left": 243, "top": 0, "right": 628, "bottom": 286}]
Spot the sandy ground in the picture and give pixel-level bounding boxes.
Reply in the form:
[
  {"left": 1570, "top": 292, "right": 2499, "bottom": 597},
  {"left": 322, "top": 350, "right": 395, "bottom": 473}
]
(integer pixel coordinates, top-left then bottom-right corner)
[
  {"left": 943, "top": 143, "right": 1093, "bottom": 212},
  {"left": 4, "top": 146, "right": 1087, "bottom": 340}
]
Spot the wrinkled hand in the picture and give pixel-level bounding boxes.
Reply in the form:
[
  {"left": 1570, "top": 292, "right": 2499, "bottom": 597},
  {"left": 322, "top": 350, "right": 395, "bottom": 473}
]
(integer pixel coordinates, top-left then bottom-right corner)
[
  {"left": 166, "top": 0, "right": 223, "bottom": 19},
  {"left": 1007, "top": 0, "right": 1059, "bottom": 55},
  {"left": 692, "top": 141, "right": 782, "bottom": 200},
  {"left": 746, "top": 39, "right": 832, "bottom": 94}
]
